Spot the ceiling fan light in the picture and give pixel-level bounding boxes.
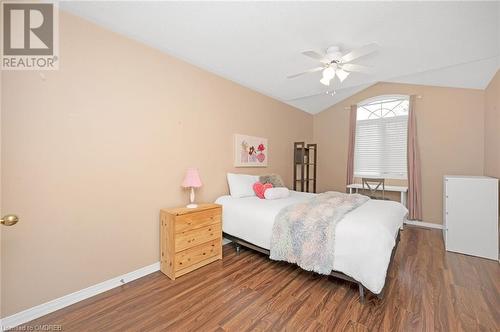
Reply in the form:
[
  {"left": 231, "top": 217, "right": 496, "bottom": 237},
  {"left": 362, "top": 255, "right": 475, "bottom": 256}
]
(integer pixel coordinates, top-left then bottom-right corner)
[
  {"left": 322, "top": 67, "right": 336, "bottom": 80},
  {"left": 320, "top": 77, "right": 331, "bottom": 86},
  {"left": 336, "top": 69, "right": 350, "bottom": 82}
]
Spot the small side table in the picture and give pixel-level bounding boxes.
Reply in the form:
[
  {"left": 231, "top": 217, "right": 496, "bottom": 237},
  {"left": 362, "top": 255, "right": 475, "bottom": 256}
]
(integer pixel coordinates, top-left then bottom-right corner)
[{"left": 160, "top": 204, "right": 222, "bottom": 280}]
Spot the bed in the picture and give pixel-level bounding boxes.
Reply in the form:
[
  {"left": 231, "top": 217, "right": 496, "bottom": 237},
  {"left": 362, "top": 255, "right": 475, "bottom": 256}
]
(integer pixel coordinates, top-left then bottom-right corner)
[{"left": 215, "top": 190, "right": 407, "bottom": 301}]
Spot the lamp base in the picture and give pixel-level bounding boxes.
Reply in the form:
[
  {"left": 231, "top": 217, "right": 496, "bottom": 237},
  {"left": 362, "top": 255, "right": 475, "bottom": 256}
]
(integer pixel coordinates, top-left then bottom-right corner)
[{"left": 186, "top": 203, "right": 198, "bottom": 209}]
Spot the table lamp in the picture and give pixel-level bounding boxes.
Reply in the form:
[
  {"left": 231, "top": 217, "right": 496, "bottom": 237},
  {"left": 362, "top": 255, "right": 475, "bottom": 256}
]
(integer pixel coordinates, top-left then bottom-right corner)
[{"left": 182, "top": 168, "right": 202, "bottom": 208}]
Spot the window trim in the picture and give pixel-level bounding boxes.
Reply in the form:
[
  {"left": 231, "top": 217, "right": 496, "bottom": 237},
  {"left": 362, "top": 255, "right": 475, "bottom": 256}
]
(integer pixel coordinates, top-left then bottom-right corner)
[
  {"left": 354, "top": 94, "right": 409, "bottom": 180},
  {"left": 357, "top": 94, "right": 409, "bottom": 108}
]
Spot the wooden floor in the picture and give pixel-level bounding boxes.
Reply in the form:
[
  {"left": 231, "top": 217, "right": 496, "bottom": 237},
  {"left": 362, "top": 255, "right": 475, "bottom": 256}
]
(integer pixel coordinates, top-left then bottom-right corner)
[{"left": 21, "top": 227, "right": 499, "bottom": 331}]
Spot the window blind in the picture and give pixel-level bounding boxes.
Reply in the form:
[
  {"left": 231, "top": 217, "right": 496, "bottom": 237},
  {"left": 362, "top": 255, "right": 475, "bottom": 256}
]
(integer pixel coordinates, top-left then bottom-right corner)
[{"left": 354, "top": 115, "right": 408, "bottom": 179}]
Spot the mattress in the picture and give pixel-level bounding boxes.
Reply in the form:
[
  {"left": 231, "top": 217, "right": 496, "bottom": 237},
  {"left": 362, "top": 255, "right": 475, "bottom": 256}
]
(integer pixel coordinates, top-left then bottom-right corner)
[{"left": 215, "top": 191, "right": 408, "bottom": 293}]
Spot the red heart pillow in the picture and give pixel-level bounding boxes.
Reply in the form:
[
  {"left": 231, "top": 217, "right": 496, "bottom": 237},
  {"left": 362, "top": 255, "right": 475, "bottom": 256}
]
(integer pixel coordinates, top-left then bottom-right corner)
[{"left": 253, "top": 182, "right": 273, "bottom": 199}]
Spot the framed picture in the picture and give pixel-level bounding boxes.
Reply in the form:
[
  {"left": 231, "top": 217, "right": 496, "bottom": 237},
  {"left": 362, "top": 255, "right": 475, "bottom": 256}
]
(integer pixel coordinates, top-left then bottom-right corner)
[{"left": 234, "top": 134, "right": 268, "bottom": 167}]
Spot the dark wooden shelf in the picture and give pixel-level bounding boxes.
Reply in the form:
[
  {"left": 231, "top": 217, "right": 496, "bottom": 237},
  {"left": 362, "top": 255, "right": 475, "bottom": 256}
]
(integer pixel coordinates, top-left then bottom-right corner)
[{"left": 293, "top": 142, "right": 317, "bottom": 193}]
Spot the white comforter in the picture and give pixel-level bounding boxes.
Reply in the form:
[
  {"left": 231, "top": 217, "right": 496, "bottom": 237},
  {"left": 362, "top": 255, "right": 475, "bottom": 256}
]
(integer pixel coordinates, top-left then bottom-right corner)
[{"left": 215, "top": 191, "right": 407, "bottom": 294}]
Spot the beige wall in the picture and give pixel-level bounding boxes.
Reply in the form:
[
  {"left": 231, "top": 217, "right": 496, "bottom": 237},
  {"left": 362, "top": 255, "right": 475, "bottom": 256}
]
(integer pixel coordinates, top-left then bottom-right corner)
[
  {"left": 0, "top": 13, "right": 313, "bottom": 316},
  {"left": 484, "top": 70, "right": 500, "bottom": 179},
  {"left": 314, "top": 82, "right": 485, "bottom": 224}
]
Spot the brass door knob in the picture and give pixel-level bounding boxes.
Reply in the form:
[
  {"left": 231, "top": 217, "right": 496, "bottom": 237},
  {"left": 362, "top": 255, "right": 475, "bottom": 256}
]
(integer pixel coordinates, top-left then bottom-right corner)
[{"left": 1, "top": 215, "right": 19, "bottom": 226}]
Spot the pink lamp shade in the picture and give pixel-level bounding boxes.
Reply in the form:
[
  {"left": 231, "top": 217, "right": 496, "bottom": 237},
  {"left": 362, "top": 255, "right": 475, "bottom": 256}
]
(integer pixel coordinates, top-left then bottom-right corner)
[{"left": 182, "top": 168, "right": 202, "bottom": 188}]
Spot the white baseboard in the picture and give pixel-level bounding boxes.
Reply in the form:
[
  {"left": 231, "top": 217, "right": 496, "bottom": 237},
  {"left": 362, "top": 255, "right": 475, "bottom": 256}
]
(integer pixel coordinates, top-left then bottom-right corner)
[
  {"left": 404, "top": 219, "right": 444, "bottom": 230},
  {"left": 1, "top": 262, "right": 160, "bottom": 330}
]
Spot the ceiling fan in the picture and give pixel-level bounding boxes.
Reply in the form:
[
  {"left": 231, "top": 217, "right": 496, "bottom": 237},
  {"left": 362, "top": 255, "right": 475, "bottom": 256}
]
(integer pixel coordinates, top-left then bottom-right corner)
[{"left": 287, "top": 43, "right": 378, "bottom": 86}]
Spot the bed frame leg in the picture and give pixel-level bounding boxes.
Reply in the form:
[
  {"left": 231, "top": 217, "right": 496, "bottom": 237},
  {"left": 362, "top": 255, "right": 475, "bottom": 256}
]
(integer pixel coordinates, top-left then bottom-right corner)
[
  {"left": 358, "top": 284, "right": 365, "bottom": 303},
  {"left": 235, "top": 243, "right": 241, "bottom": 255}
]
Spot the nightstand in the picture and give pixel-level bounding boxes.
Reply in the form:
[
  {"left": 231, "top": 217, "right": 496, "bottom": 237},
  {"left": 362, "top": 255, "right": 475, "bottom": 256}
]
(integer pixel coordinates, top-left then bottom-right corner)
[{"left": 160, "top": 204, "right": 222, "bottom": 280}]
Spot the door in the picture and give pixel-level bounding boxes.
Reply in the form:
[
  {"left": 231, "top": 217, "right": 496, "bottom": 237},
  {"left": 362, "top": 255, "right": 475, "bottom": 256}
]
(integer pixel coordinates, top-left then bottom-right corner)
[
  {"left": 1, "top": 69, "right": 21, "bottom": 321},
  {"left": 1, "top": 67, "right": 22, "bottom": 323}
]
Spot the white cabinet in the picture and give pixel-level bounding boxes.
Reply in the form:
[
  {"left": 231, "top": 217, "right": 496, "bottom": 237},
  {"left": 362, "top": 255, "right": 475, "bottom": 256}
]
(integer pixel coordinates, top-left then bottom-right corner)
[{"left": 443, "top": 176, "right": 498, "bottom": 260}]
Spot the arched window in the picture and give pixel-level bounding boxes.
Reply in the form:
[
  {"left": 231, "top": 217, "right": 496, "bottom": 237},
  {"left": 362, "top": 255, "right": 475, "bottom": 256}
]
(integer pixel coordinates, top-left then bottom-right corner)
[{"left": 354, "top": 95, "right": 409, "bottom": 179}]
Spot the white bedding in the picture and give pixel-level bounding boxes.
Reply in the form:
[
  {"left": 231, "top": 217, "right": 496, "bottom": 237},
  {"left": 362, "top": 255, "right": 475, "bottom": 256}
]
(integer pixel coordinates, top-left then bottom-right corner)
[{"left": 215, "top": 191, "right": 408, "bottom": 294}]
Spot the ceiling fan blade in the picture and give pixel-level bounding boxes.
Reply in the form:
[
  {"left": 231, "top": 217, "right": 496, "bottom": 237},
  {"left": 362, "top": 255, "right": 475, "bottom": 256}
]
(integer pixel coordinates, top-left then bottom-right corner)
[
  {"left": 341, "top": 63, "right": 373, "bottom": 73},
  {"left": 287, "top": 67, "right": 323, "bottom": 79},
  {"left": 341, "top": 43, "right": 379, "bottom": 63},
  {"left": 301, "top": 50, "right": 327, "bottom": 62}
]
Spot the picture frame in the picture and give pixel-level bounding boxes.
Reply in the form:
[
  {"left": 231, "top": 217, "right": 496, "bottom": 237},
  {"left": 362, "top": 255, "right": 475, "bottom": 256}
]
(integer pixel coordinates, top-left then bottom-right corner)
[{"left": 234, "top": 134, "right": 268, "bottom": 167}]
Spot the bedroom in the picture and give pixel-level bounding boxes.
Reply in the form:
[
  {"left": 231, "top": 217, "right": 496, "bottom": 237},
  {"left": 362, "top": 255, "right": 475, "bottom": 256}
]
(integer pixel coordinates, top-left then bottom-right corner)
[{"left": 0, "top": 1, "right": 499, "bottom": 331}]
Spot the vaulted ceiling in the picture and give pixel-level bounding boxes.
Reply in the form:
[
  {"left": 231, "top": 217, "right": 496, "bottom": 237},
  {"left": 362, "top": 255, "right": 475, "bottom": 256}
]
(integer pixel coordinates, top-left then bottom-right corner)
[{"left": 61, "top": 1, "right": 499, "bottom": 114}]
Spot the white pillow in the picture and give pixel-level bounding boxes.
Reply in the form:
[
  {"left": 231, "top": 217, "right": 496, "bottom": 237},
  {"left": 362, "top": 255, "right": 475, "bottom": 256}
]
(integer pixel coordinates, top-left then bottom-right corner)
[
  {"left": 264, "top": 187, "right": 290, "bottom": 200},
  {"left": 227, "top": 173, "right": 259, "bottom": 198}
]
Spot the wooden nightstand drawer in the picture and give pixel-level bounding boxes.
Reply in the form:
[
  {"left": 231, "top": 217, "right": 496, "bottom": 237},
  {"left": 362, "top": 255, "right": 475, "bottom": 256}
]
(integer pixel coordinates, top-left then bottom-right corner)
[
  {"left": 160, "top": 204, "right": 222, "bottom": 280},
  {"left": 175, "top": 223, "right": 221, "bottom": 252},
  {"left": 175, "top": 239, "right": 221, "bottom": 271},
  {"left": 175, "top": 208, "right": 221, "bottom": 234}
]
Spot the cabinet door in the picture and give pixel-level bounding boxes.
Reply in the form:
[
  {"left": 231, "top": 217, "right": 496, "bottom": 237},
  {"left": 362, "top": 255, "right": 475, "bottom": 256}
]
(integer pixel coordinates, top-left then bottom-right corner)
[{"left": 446, "top": 178, "right": 498, "bottom": 260}]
